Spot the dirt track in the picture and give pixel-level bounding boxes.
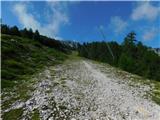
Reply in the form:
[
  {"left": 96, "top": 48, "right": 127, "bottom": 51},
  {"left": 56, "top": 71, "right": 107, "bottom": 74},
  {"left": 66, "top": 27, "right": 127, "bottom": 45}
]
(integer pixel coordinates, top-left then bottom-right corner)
[{"left": 2, "top": 60, "right": 160, "bottom": 120}]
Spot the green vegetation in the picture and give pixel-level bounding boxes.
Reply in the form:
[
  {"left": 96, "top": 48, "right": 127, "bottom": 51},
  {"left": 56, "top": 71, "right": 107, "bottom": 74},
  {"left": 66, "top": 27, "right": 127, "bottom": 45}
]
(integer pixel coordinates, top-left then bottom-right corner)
[
  {"left": 127, "top": 76, "right": 160, "bottom": 105},
  {"left": 1, "top": 24, "right": 78, "bottom": 52},
  {"left": 1, "top": 24, "right": 78, "bottom": 120},
  {"left": 78, "top": 32, "right": 160, "bottom": 81},
  {"left": 1, "top": 27, "right": 71, "bottom": 119},
  {"left": 1, "top": 24, "right": 160, "bottom": 120},
  {"left": 1, "top": 34, "right": 68, "bottom": 88},
  {"left": 2, "top": 108, "right": 23, "bottom": 120},
  {"left": 32, "top": 109, "right": 40, "bottom": 120},
  {"left": 151, "top": 81, "right": 160, "bottom": 105}
]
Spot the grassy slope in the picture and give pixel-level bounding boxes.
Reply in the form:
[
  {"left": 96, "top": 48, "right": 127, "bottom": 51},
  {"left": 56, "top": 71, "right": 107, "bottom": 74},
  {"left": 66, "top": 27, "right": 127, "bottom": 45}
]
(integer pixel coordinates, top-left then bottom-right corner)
[
  {"left": 1, "top": 34, "right": 68, "bottom": 88},
  {"left": 1, "top": 34, "right": 69, "bottom": 120},
  {"left": 1, "top": 34, "right": 159, "bottom": 119}
]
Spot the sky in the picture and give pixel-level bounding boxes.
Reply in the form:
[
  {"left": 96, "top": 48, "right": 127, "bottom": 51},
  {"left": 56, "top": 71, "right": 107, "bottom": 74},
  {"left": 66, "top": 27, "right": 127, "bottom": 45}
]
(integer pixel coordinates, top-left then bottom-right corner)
[{"left": 1, "top": 1, "right": 160, "bottom": 48}]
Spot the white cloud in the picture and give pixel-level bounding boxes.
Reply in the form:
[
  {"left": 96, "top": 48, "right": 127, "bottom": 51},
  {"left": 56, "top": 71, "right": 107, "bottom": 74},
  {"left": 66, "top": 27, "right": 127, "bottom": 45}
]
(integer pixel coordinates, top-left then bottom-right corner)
[
  {"left": 13, "top": 2, "right": 69, "bottom": 39},
  {"left": 110, "top": 16, "right": 128, "bottom": 34},
  {"left": 46, "top": 2, "right": 69, "bottom": 36},
  {"left": 142, "top": 27, "right": 159, "bottom": 41},
  {"left": 131, "top": 2, "right": 159, "bottom": 21},
  {"left": 14, "top": 4, "right": 40, "bottom": 30}
]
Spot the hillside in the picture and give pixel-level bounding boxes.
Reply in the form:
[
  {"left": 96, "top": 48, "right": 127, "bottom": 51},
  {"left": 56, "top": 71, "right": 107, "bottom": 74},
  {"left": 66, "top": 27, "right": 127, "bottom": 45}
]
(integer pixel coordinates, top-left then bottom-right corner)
[
  {"left": 2, "top": 56, "right": 160, "bottom": 120},
  {"left": 1, "top": 27, "right": 160, "bottom": 120},
  {"left": 1, "top": 34, "right": 68, "bottom": 88},
  {"left": 2, "top": 1, "right": 160, "bottom": 119},
  {"left": 78, "top": 32, "right": 160, "bottom": 81}
]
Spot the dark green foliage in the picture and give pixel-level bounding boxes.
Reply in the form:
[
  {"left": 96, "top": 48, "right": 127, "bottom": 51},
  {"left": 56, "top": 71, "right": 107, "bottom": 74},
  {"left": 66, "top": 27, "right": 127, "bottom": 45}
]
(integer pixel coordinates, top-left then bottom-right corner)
[
  {"left": 10, "top": 26, "right": 21, "bottom": 36},
  {"left": 34, "top": 30, "right": 40, "bottom": 41},
  {"left": 1, "top": 24, "right": 74, "bottom": 53},
  {"left": 78, "top": 41, "right": 121, "bottom": 66},
  {"left": 78, "top": 32, "right": 160, "bottom": 81},
  {"left": 20, "top": 28, "right": 29, "bottom": 38},
  {"left": 28, "top": 28, "right": 34, "bottom": 39},
  {"left": 39, "top": 35, "right": 65, "bottom": 52},
  {"left": 1, "top": 24, "right": 10, "bottom": 34},
  {"left": 1, "top": 24, "right": 75, "bottom": 87},
  {"left": 2, "top": 108, "right": 23, "bottom": 120},
  {"left": 118, "top": 53, "right": 135, "bottom": 72},
  {"left": 1, "top": 34, "right": 68, "bottom": 88}
]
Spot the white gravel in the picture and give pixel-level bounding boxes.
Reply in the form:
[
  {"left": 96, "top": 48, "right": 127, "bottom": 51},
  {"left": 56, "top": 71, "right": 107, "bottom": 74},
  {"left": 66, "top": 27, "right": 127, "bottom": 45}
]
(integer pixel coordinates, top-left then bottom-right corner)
[
  {"left": 2, "top": 60, "right": 160, "bottom": 120},
  {"left": 81, "top": 61, "right": 160, "bottom": 120}
]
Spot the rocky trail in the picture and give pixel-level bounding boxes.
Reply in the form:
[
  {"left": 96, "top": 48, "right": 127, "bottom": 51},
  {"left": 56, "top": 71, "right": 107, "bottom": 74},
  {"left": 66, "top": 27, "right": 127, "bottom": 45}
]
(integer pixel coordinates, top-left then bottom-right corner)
[{"left": 2, "top": 59, "right": 160, "bottom": 120}]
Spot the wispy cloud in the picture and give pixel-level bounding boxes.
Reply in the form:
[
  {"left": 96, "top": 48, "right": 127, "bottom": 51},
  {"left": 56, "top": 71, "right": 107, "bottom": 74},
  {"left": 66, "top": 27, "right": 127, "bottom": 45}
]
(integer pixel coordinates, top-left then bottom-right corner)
[
  {"left": 46, "top": 2, "right": 69, "bottom": 36},
  {"left": 13, "top": 2, "right": 69, "bottom": 39},
  {"left": 142, "top": 27, "right": 159, "bottom": 41},
  {"left": 110, "top": 16, "right": 128, "bottom": 34},
  {"left": 131, "top": 2, "right": 159, "bottom": 21}
]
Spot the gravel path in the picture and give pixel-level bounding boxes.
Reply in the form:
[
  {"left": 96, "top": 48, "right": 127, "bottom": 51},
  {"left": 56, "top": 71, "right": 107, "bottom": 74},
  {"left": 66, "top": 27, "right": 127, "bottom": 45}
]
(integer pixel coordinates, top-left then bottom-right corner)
[{"left": 2, "top": 60, "right": 160, "bottom": 120}]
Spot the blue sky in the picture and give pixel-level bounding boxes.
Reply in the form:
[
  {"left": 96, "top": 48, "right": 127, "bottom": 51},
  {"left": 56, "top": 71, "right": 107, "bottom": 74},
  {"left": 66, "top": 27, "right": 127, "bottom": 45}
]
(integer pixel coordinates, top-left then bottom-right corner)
[{"left": 1, "top": 1, "right": 160, "bottom": 48}]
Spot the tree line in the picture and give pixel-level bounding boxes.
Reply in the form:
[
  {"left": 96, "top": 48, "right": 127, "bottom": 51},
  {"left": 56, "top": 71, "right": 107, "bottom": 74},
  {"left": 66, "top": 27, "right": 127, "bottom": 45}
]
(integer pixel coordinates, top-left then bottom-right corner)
[
  {"left": 1, "top": 24, "right": 159, "bottom": 81},
  {"left": 1, "top": 24, "right": 75, "bottom": 53},
  {"left": 78, "top": 32, "right": 160, "bottom": 81}
]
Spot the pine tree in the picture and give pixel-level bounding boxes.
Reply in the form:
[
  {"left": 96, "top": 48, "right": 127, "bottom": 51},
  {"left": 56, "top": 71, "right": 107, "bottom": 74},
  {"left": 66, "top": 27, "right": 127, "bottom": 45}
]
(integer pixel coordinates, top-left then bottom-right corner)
[
  {"left": 28, "top": 28, "right": 33, "bottom": 39},
  {"left": 10, "top": 26, "right": 20, "bottom": 36},
  {"left": 1, "top": 24, "right": 10, "bottom": 34},
  {"left": 20, "top": 28, "right": 28, "bottom": 38},
  {"left": 34, "top": 30, "right": 40, "bottom": 41}
]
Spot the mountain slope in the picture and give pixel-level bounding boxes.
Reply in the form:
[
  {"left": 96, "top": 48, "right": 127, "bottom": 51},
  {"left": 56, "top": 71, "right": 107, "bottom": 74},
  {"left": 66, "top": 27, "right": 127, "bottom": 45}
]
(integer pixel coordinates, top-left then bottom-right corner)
[
  {"left": 2, "top": 58, "right": 160, "bottom": 120},
  {"left": 1, "top": 34, "right": 68, "bottom": 88}
]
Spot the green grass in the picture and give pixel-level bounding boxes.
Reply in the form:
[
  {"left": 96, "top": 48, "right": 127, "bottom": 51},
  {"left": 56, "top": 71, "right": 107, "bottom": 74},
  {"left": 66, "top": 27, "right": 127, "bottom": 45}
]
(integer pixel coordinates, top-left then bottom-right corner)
[
  {"left": 1, "top": 34, "right": 68, "bottom": 89},
  {"left": 150, "top": 81, "right": 160, "bottom": 105},
  {"left": 64, "top": 51, "right": 82, "bottom": 64},
  {"left": 1, "top": 79, "right": 35, "bottom": 111},
  {"left": 2, "top": 108, "right": 24, "bottom": 120},
  {"left": 1, "top": 34, "right": 69, "bottom": 119},
  {"left": 32, "top": 109, "right": 40, "bottom": 120}
]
